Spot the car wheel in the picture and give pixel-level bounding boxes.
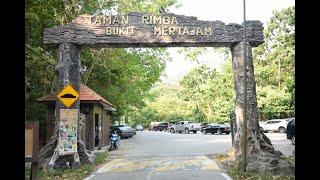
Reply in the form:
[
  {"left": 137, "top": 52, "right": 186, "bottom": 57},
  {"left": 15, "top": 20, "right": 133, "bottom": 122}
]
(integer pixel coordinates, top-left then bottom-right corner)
[
  {"left": 185, "top": 128, "right": 189, "bottom": 134},
  {"left": 291, "top": 135, "right": 295, "bottom": 145},
  {"left": 226, "top": 132, "right": 230, "bottom": 135},
  {"left": 217, "top": 129, "right": 222, "bottom": 135},
  {"left": 279, "top": 127, "right": 286, "bottom": 133},
  {"left": 193, "top": 130, "right": 197, "bottom": 134},
  {"left": 203, "top": 130, "right": 207, "bottom": 134}
]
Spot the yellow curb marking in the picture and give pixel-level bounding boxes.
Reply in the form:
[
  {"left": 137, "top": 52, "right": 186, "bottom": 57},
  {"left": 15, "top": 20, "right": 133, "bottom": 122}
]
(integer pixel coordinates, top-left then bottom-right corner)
[{"left": 97, "top": 156, "right": 220, "bottom": 173}]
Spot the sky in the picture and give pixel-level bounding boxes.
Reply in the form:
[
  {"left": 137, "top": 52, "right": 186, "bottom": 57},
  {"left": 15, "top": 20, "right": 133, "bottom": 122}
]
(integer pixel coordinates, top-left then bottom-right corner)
[{"left": 160, "top": 0, "right": 295, "bottom": 84}]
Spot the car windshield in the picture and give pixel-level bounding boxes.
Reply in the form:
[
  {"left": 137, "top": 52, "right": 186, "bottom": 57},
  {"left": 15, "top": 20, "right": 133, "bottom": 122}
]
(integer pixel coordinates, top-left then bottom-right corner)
[
  {"left": 211, "top": 125, "right": 219, "bottom": 128},
  {"left": 118, "top": 126, "right": 128, "bottom": 130},
  {"left": 210, "top": 123, "right": 219, "bottom": 126}
]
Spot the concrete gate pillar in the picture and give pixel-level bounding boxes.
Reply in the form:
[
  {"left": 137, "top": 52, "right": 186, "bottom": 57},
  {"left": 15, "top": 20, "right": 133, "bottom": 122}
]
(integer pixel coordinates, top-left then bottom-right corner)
[
  {"left": 230, "top": 41, "right": 260, "bottom": 158},
  {"left": 48, "top": 43, "right": 81, "bottom": 168}
]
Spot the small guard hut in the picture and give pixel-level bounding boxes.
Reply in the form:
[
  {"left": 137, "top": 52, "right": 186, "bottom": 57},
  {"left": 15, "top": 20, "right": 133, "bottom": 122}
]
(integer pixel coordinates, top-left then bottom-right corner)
[{"left": 37, "top": 84, "right": 115, "bottom": 151}]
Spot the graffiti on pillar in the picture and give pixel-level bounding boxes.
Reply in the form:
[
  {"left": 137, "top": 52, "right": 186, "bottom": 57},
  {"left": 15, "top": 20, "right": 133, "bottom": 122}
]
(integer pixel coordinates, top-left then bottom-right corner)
[{"left": 58, "top": 109, "right": 78, "bottom": 155}]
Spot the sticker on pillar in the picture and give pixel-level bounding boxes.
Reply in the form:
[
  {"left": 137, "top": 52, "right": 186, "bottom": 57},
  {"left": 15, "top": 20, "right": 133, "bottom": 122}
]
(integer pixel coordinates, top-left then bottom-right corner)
[
  {"left": 58, "top": 109, "right": 78, "bottom": 155},
  {"left": 57, "top": 85, "right": 79, "bottom": 108}
]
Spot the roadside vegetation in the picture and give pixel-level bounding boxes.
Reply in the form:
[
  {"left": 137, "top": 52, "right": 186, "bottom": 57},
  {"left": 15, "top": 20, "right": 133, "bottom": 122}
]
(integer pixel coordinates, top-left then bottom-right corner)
[
  {"left": 129, "top": 6, "right": 295, "bottom": 127},
  {"left": 25, "top": 152, "right": 107, "bottom": 180},
  {"left": 214, "top": 153, "right": 295, "bottom": 180},
  {"left": 26, "top": 0, "right": 180, "bottom": 145}
]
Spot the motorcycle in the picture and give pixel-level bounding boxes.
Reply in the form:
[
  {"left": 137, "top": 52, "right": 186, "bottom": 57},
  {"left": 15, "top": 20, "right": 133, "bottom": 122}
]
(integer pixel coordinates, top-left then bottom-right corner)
[{"left": 109, "top": 132, "right": 120, "bottom": 151}]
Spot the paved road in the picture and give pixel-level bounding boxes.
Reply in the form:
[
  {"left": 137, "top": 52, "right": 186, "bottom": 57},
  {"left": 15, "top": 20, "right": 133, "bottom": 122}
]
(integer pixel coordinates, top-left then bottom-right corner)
[
  {"left": 264, "top": 132, "right": 295, "bottom": 156},
  {"left": 108, "top": 131, "right": 232, "bottom": 157},
  {"left": 86, "top": 130, "right": 294, "bottom": 180}
]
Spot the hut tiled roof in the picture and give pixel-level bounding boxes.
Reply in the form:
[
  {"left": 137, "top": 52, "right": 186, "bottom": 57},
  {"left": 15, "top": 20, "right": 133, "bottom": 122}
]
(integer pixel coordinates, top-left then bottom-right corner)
[{"left": 37, "top": 84, "right": 113, "bottom": 108}]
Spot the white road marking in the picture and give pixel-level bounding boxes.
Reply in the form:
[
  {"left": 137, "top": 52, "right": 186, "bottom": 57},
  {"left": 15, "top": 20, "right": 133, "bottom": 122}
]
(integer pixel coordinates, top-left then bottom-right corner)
[
  {"left": 147, "top": 169, "right": 155, "bottom": 180},
  {"left": 83, "top": 174, "right": 96, "bottom": 180},
  {"left": 221, "top": 173, "right": 233, "bottom": 180},
  {"left": 94, "top": 155, "right": 220, "bottom": 173}
]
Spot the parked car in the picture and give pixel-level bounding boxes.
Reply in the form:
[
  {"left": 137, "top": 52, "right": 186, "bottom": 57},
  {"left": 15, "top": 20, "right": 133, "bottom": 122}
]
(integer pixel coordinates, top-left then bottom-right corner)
[
  {"left": 259, "top": 119, "right": 289, "bottom": 133},
  {"left": 111, "top": 126, "right": 132, "bottom": 138},
  {"left": 153, "top": 122, "right": 170, "bottom": 131},
  {"left": 201, "top": 123, "right": 218, "bottom": 131},
  {"left": 135, "top": 124, "right": 144, "bottom": 131},
  {"left": 118, "top": 125, "right": 136, "bottom": 135},
  {"left": 128, "top": 126, "right": 136, "bottom": 135},
  {"left": 201, "top": 124, "right": 231, "bottom": 135},
  {"left": 286, "top": 118, "right": 295, "bottom": 145},
  {"left": 169, "top": 122, "right": 179, "bottom": 133},
  {"left": 174, "top": 121, "right": 201, "bottom": 133},
  {"left": 200, "top": 123, "right": 209, "bottom": 130}
]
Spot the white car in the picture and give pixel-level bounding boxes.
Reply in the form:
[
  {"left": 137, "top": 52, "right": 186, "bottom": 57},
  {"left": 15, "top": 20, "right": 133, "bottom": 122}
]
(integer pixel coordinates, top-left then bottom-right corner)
[
  {"left": 135, "top": 125, "right": 144, "bottom": 131},
  {"left": 259, "top": 119, "right": 289, "bottom": 133},
  {"left": 174, "top": 121, "right": 201, "bottom": 134}
]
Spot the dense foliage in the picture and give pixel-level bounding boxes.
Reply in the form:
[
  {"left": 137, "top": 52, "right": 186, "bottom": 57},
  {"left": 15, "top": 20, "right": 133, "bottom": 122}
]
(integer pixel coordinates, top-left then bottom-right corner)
[
  {"left": 26, "top": 0, "right": 294, "bottom": 133},
  {"left": 129, "top": 6, "right": 295, "bottom": 126},
  {"left": 25, "top": 0, "right": 179, "bottom": 141}
]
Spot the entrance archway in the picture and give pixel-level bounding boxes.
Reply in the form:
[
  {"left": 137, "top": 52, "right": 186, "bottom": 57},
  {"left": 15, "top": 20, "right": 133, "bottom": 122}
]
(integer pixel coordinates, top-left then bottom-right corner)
[{"left": 39, "top": 12, "right": 293, "bottom": 173}]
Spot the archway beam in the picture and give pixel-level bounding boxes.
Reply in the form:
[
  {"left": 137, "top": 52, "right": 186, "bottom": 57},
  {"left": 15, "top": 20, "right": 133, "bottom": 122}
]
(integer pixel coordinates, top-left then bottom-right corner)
[{"left": 43, "top": 13, "right": 263, "bottom": 47}]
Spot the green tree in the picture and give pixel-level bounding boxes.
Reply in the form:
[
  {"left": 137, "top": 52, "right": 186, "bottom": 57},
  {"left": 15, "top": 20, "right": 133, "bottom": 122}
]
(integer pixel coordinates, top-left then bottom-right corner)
[
  {"left": 179, "top": 62, "right": 234, "bottom": 123},
  {"left": 254, "top": 6, "right": 295, "bottom": 118},
  {"left": 25, "top": 0, "right": 179, "bottom": 142}
]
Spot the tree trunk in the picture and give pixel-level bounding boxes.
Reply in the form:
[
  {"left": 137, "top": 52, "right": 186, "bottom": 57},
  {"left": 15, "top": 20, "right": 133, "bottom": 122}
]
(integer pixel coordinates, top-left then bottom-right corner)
[
  {"left": 230, "top": 42, "right": 294, "bottom": 175},
  {"left": 38, "top": 43, "right": 94, "bottom": 168}
]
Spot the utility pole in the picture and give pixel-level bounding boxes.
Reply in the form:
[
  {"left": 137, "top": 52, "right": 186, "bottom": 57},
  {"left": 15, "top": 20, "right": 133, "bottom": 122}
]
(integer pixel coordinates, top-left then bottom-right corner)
[{"left": 241, "top": 0, "right": 248, "bottom": 171}]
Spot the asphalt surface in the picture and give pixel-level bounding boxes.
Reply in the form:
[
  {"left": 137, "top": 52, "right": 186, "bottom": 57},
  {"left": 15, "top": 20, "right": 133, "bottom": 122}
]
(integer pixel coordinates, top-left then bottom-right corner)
[
  {"left": 86, "top": 130, "right": 294, "bottom": 180},
  {"left": 264, "top": 132, "right": 295, "bottom": 156}
]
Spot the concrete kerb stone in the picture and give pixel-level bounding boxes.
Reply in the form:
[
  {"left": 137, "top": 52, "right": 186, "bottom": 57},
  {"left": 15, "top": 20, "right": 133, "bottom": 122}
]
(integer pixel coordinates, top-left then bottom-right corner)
[{"left": 93, "top": 145, "right": 111, "bottom": 154}]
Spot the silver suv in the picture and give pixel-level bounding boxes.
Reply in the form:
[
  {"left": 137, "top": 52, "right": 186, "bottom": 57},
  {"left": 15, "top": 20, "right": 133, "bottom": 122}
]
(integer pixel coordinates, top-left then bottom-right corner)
[
  {"left": 174, "top": 121, "right": 201, "bottom": 134},
  {"left": 259, "top": 119, "right": 289, "bottom": 133}
]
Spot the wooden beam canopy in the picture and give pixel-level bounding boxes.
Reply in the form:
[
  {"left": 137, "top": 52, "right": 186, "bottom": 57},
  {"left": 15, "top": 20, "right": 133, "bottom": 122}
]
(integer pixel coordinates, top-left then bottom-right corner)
[{"left": 43, "top": 12, "right": 264, "bottom": 48}]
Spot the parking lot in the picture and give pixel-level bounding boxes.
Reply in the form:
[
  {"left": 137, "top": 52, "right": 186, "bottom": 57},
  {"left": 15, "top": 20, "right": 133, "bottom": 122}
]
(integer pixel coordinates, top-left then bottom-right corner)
[
  {"left": 109, "top": 130, "right": 294, "bottom": 157},
  {"left": 88, "top": 130, "right": 294, "bottom": 180}
]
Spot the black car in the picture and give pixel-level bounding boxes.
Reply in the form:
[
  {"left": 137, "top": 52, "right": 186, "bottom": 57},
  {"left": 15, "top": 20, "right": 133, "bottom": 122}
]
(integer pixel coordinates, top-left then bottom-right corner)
[
  {"left": 202, "top": 124, "right": 231, "bottom": 135},
  {"left": 200, "top": 123, "right": 217, "bottom": 132},
  {"left": 153, "top": 122, "right": 169, "bottom": 131},
  {"left": 200, "top": 123, "right": 209, "bottom": 130},
  {"left": 286, "top": 118, "right": 295, "bottom": 145}
]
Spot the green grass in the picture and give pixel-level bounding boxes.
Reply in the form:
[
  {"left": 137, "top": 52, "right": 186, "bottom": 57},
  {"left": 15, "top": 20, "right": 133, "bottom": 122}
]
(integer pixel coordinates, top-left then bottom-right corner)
[
  {"left": 282, "top": 155, "right": 295, "bottom": 165},
  {"left": 226, "top": 164, "right": 295, "bottom": 180},
  {"left": 25, "top": 152, "right": 107, "bottom": 180},
  {"left": 214, "top": 153, "right": 229, "bottom": 161},
  {"left": 214, "top": 154, "right": 295, "bottom": 180}
]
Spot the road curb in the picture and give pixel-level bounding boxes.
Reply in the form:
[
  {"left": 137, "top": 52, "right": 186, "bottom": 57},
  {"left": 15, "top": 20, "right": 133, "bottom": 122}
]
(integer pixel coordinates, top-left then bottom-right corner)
[{"left": 221, "top": 173, "right": 233, "bottom": 180}]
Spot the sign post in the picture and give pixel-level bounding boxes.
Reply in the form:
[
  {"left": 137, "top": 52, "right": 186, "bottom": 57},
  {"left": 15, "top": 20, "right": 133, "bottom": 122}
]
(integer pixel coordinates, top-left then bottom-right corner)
[
  {"left": 57, "top": 85, "right": 79, "bottom": 108},
  {"left": 25, "top": 121, "right": 39, "bottom": 180},
  {"left": 47, "top": 84, "right": 81, "bottom": 169}
]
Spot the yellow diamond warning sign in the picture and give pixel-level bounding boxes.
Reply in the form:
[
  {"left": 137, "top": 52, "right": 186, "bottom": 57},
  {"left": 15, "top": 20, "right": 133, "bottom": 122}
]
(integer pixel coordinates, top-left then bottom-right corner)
[{"left": 57, "top": 85, "right": 79, "bottom": 108}]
